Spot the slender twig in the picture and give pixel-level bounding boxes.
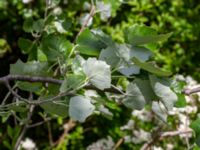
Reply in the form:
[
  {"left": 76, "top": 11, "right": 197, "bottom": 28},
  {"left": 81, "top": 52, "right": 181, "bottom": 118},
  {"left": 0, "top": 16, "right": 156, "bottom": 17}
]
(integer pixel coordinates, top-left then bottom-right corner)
[
  {"left": 141, "top": 128, "right": 193, "bottom": 150},
  {"left": 4, "top": 81, "right": 30, "bottom": 104},
  {"left": 14, "top": 105, "right": 35, "bottom": 150},
  {"left": 113, "top": 137, "right": 124, "bottom": 150},
  {"left": 14, "top": 124, "right": 28, "bottom": 150},
  {"left": 47, "top": 121, "right": 54, "bottom": 147},
  {"left": 53, "top": 119, "right": 76, "bottom": 146},
  {"left": 160, "top": 129, "right": 192, "bottom": 138},
  {"left": 111, "top": 84, "right": 125, "bottom": 95},
  {"left": 27, "top": 118, "right": 51, "bottom": 128},
  {"left": 185, "top": 114, "right": 190, "bottom": 149},
  {"left": 141, "top": 126, "right": 163, "bottom": 150},
  {"left": 183, "top": 86, "right": 200, "bottom": 95},
  {"left": 74, "top": 4, "right": 96, "bottom": 41},
  {"left": 1, "top": 84, "right": 17, "bottom": 105}
]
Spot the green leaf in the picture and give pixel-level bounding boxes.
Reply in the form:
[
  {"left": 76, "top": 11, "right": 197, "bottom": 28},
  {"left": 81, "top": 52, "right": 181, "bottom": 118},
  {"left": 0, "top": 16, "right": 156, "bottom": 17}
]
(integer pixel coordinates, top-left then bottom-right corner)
[
  {"left": 99, "top": 44, "right": 152, "bottom": 76},
  {"left": 69, "top": 95, "right": 95, "bottom": 122},
  {"left": 7, "top": 125, "right": 13, "bottom": 138},
  {"left": 175, "top": 94, "right": 187, "bottom": 107},
  {"left": 130, "top": 46, "right": 153, "bottom": 61},
  {"left": 195, "top": 135, "right": 200, "bottom": 147},
  {"left": 117, "top": 77, "right": 129, "bottom": 90},
  {"left": 115, "top": 44, "right": 131, "bottom": 62},
  {"left": 132, "top": 57, "right": 172, "bottom": 76},
  {"left": 118, "top": 61, "right": 140, "bottom": 76},
  {"left": 91, "top": 29, "right": 114, "bottom": 46},
  {"left": 10, "top": 60, "right": 50, "bottom": 76},
  {"left": 99, "top": 44, "right": 152, "bottom": 75},
  {"left": 123, "top": 79, "right": 156, "bottom": 109},
  {"left": 125, "top": 24, "right": 172, "bottom": 46},
  {"left": 130, "top": 33, "right": 172, "bottom": 46},
  {"left": 152, "top": 101, "right": 167, "bottom": 122},
  {"left": 76, "top": 29, "right": 106, "bottom": 56},
  {"left": 149, "top": 75, "right": 178, "bottom": 110},
  {"left": 23, "top": 18, "right": 34, "bottom": 33},
  {"left": 40, "top": 34, "right": 72, "bottom": 61},
  {"left": 7, "top": 102, "right": 27, "bottom": 112},
  {"left": 135, "top": 78, "right": 157, "bottom": 103},
  {"left": 17, "top": 81, "right": 42, "bottom": 93},
  {"left": 49, "top": 0, "right": 61, "bottom": 7},
  {"left": 40, "top": 100, "right": 68, "bottom": 118},
  {"left": 37, "top": 49, "right": 47, "bottom": 62},
  {"left": 99, "top": 46, "right": 119, "bottom": 68},
  {"left": 190, "top": 118, "right": 200, "bottom": 135},
  {"left": 54, "top": 19, "right": 71, "bottom": 33},
  {"left": 33, "top": 19, "right": 44, "bottom": 33},
  {"left": 0, "top": 111, "right": 11, "bottom": 123},
  {"left": 18, "top": 38, "right": 37, "bottom": 54},
  {"left": 98, "top": 105, "right": 113, "bottom": 120},
  {"left": 83, "top": 58, "right": 111, "bottom": 90},
  {"left": 171, "top": 80, "right": 186, "bottom": 94},
  {"left": 0, "top": 39, "right": 11, "bottom": 58},
  {"left": 100, "top": 44, "right": 138, "bottom": 76},
  {"left": 71, "top": 55, "right": 85, "bottom": 74},
  {"left": 60, "top": 74, "right": 86, "bottom": 92},
  {"left": 191, "top": 119, "right": 200, "bottom": 146}
]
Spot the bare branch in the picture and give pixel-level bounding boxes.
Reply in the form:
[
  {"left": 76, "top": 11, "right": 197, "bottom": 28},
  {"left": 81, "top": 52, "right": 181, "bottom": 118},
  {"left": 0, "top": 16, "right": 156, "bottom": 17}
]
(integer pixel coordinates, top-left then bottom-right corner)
[
  {"left": 47, "top": 120, "right": 54, "bottom": 147},
  {"left": 14, "top": 105, "right": 35, "bottom": 150},
  {"left": 53, "top": 119, "right": 76, "bottom": 146},
  {"left": 160, "top": 129, "right": 193, "bottom": 138},
  {"left": 113, "top": 137, "right": 124, "bottom": 150},
  {"left": 141, "top": 128, "right": 193, "bottom": 150},
  {"left": 1, "top": 84, "right": 17, "bottom": 105},
  {"left": 0, "top": 74, "right": 122, "bottom": 99},
  {"left": 4, "top": 81, "right": 30, "bottom": 104},
  {"left": 0, "top": 75, "right": 62, "bottom": 85},
  {"left": 74, "top": 4, "right": 96, "bottom": 41},
  {"left": 27, "top": 118, "right": 51, "bottom": 128},
  {"left": 183, "top": 86, "right": 200, "bottom": 95}
]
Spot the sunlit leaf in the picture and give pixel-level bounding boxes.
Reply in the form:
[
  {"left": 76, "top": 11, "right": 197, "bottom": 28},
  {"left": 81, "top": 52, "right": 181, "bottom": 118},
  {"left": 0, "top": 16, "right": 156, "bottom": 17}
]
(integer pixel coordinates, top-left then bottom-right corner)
[
  {"left": 123, "top": 79, "right": 156, "bottom": 109},
  {"left": 99, "top": 46, "right": 119, "bottom": 68},
  {"left": 152, "top": 101, "right": 168, "bottom": 122},
  {"left": 60, "top": 74, "right": 86, "bottom": 92},
  {"left": 118, "top": 61, "right": 140, "bottom": 76},
  {"left": 71, "top": 55, "right": 85, "bottom": 74},
  {"left": 10, "top": 60, "right": 50, "bottom": 76},
  {"left": 69, "top": 95, "right": 95, "bottom": 122},
  {"left": 130, "top": 46, "right": 153, "bottom": 61},
  {"left": 123, "top": 82, "right": 146, "bottom": 110},
  {"left": 149, "top": 75, "right": 178, "bottom": 110},
  {"left": 83, "top": 58, "right": 111, "bottom": 90}
]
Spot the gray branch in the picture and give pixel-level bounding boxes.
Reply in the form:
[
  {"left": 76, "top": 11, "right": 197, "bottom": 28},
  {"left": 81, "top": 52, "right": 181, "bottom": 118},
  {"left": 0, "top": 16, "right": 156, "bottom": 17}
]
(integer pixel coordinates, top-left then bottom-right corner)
[
  {"left": 0, "top": 75, "right": 62, "bottom": 85},
  {"left": 183, "top": 86, "right": 200, "bottom": 95}
]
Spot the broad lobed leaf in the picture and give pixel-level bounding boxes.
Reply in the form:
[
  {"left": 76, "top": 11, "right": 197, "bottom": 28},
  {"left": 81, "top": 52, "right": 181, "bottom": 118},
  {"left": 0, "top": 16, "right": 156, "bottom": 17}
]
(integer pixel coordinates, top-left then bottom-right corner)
[
  {"left": 149, "top": 75, "right": 178, "bottom": 111},
  {"left": 69, "top": 95, "right": 95, "bottom": 122},
  {"left": 83, "top": 58, "right": 111, "bottom": 90}
]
